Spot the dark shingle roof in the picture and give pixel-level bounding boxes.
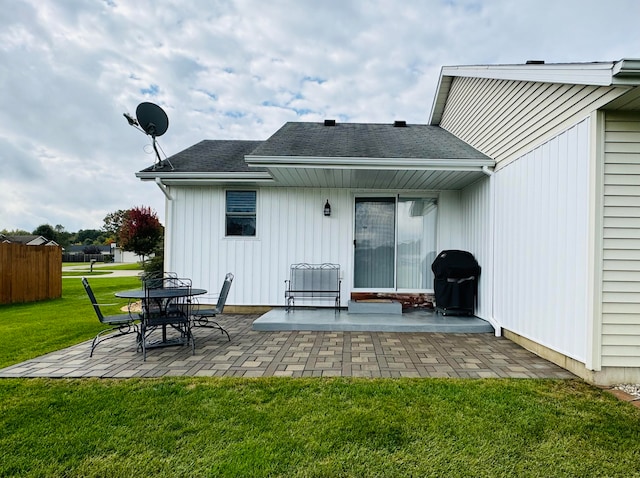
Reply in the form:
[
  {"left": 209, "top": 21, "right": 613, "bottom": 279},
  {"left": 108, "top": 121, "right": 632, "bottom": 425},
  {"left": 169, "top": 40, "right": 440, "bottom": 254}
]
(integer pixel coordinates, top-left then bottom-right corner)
[
  {"left": 248, "top": 122, "right": 490, "bottom": 160},
  {"left": 139, "top": 140, "right": 265, "bottom": 173}
]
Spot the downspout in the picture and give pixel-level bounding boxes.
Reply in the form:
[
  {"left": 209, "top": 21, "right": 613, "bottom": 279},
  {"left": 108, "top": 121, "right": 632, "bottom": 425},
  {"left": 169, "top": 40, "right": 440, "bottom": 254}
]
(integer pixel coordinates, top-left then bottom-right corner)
[
  {"left": 482, "top": 165, "right": 500, "bottom": 336},
  {"left": 155, "top": 177, "right": 173, "bottom": 200},
  {"left": 155, "top": 178, "right": 173, "bottom": 273}
]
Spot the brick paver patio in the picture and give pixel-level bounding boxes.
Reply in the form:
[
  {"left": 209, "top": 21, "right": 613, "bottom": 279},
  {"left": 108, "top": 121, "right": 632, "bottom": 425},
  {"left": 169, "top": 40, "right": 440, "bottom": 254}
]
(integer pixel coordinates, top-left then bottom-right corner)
[{"left": 0, "top": 315, "right": 576, "bottom": 379}]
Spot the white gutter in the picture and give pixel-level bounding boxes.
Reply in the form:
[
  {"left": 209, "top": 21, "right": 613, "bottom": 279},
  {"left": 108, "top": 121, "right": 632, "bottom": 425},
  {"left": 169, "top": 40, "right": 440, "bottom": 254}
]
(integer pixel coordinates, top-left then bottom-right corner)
[
  {"left": 482, "top": 166, "right": 494, "bottom": 176},
  {"left": 155, "top": 178, "right": 173, "bottom": 200},
  {"left": 246, "top": 155, "right": 495, "bottom": 170},
  {"left": 612, "top": 58, "right": 640, "bottom": 84},
  {"left": 136, "top": 171, "right": 274, "bottom": 181}
]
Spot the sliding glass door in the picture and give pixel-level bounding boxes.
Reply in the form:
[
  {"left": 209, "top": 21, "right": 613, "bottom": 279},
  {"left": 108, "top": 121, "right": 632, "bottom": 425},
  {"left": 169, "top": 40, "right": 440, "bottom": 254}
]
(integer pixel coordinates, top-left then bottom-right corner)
[
  {"left": 354, "top": 198, "right": 395, "bottom": 288},
  {"left": 354, "top": 196, "right": 437, "bottom": 291}
]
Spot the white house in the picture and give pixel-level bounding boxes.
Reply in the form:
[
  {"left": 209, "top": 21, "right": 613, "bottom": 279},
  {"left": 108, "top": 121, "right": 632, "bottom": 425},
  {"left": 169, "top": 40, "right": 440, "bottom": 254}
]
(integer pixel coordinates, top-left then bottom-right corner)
[
  {"left": 0, "top": 235, "right": 59, "bottom": 246},
  {"left": 110, "top": 243, "right": 143, "bottom": 263},
  {"left": 137, "top": 59, "right": 640, "bottom": 385}
]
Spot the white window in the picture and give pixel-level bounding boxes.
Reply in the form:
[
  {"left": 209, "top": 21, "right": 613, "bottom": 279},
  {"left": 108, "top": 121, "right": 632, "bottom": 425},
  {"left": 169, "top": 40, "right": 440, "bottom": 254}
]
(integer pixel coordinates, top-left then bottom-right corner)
[{"left": 225, "top": 190, "right": 256, "bottom": 237}]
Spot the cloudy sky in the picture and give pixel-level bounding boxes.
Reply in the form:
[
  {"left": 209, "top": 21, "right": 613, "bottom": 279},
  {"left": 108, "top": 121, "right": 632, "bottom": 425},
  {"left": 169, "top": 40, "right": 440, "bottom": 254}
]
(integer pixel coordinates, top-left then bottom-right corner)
[{"left": 2, "top": 0, "right": 640, "bottom": 233}]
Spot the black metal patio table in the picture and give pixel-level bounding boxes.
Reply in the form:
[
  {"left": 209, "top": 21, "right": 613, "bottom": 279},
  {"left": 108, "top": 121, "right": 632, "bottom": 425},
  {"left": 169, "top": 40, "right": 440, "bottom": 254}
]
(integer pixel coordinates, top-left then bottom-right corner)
[{"left": 115, "top": 287, "right": 206, "bottom": 359}]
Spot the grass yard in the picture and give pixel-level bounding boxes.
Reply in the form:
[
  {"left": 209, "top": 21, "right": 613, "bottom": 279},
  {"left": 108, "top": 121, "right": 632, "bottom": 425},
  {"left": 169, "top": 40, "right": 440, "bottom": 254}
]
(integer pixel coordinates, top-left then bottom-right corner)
[
  {"left": 0, "top": 277, "right": 141, "bottom": 368},
  {"left": 1, "top": 278, "right": 639, "bottom": 477},
  {"left": 1, "top": 377, "right": 639, "bottom": 477}
]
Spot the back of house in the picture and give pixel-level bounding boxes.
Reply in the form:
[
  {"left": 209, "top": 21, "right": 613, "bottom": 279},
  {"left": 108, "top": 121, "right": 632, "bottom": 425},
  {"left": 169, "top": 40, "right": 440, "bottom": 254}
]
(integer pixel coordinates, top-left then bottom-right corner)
[{"left": 137, "top": 59, "right": 640, "bottom": 385}]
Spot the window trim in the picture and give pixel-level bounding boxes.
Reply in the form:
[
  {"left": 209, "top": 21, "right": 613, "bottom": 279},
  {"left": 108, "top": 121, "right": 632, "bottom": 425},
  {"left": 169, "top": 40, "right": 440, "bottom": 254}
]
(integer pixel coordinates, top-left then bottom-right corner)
[{"left": 225, "top": 189, "right": 257, "bottom": 238}]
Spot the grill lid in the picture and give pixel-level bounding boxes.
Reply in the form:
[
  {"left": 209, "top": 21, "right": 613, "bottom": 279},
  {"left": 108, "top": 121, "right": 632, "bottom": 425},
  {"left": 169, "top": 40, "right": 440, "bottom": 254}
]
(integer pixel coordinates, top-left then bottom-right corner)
[{"left": 431, "top": 250, "right": 481, "bottom": 279}]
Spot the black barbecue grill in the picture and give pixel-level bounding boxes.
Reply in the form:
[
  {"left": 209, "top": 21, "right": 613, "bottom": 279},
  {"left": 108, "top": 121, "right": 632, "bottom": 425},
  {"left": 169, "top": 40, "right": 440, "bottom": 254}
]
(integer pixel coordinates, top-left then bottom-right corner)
[{"left": 431, "top": 250, "right": 480, "bottom": 316}]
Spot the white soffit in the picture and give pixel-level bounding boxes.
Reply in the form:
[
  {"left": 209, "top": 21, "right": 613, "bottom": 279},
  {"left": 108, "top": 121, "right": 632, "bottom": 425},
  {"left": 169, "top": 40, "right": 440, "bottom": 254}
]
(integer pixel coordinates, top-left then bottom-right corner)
[{"left": 244, "top": 155, "right": 494, "bottom": 189}]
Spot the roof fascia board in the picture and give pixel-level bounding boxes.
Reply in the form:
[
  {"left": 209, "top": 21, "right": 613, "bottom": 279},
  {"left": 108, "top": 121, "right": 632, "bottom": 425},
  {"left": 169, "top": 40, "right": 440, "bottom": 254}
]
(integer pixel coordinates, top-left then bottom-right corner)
[
  {"left": 429, "top": 68, "right": 452, "bottom": 125},
  {"left": 245, "top": 155, "right": 495, "bottom": 169},
  {"left": 439, "top": 63, "right": 617, "bottom": 86},
  {"left": 136, "top": 171, "right": 274, "bottom": 181},
  {"left": 145, "top": 178, "right": 276, "bottom": 186}
]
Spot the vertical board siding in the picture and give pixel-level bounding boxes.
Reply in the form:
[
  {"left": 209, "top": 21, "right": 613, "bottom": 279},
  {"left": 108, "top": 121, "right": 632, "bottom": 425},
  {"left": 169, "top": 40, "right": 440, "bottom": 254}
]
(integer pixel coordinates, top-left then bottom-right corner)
[
  {"left": 601, "top": 111, "right": 640, "bottom": 367},
  {"left": 166, "top": 187, "right": 464, "bottom": 307},
  {"left": 460, "top": 177, "right": 492, "bottom": 320},
  {"left": 493, "top": 120, "right": 590, "bottom": 362},
  {"left": 440, "top": 77, "right": 624, "bottom": 166},
  {"left": 436, "top": 190, "right": 462, "bottom": 250},
  {"left": 167, "top": 187, "right": 353, "bottom": 306}
]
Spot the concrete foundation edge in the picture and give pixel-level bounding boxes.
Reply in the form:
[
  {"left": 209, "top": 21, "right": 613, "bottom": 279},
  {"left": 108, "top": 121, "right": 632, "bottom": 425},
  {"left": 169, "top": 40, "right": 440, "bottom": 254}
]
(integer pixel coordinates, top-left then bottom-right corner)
[{"left": 503, "top": 329, "right": 640, "bottom": 386}]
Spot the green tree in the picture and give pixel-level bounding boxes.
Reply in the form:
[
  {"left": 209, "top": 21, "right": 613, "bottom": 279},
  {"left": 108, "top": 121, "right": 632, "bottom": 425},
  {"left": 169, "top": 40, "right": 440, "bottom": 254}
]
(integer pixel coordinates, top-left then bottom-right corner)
[
  {"left": 54, "top": 224, "right": 73, "bottom": 248},
  {"left": 1, "top": 228, "right": 30, "bottom": 235},
  {"left": 76, "top": 229, "right": 103, "bottom": 245},
  {"left": 118, "top": 206, "right": 163, "bottom": 262},
  {"left": 102, "top": 209, "right": 129, "bottom": 242},
  {"left": 32, "top": 224, "right": 57, "bottom": 241}
]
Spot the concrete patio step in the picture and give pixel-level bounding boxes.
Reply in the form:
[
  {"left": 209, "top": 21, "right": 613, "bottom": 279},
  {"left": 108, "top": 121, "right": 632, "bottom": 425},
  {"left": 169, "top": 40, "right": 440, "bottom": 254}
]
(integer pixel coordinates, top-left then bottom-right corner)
[{"left": 347, "top": 299, "right": 402, "bottom": 315}]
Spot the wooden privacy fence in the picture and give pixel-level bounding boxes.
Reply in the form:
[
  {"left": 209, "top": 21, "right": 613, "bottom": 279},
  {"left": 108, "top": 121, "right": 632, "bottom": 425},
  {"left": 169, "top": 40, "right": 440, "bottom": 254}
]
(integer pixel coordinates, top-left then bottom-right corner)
[{"left": 0, "top": 243, "right": 62, "bottom": 304}]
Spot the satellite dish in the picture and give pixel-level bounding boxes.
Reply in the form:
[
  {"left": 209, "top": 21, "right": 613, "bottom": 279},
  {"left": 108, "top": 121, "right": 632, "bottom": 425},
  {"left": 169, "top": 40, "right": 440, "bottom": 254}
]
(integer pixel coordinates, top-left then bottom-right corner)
[{"left": 135, "top": 102, "right": 169, "bottom": 137}]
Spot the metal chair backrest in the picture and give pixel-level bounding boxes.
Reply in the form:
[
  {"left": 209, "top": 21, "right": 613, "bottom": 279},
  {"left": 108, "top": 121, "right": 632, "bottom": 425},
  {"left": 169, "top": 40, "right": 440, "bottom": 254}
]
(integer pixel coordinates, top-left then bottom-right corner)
[
  {"left": 215, "top": 273, "right": 234, "bottom": 313},
  {"left": 142, "top": 271, "right": 178, "bottom": 290},
  {"left": 82, "top": 277, "right": 105, "bottom": 323}
]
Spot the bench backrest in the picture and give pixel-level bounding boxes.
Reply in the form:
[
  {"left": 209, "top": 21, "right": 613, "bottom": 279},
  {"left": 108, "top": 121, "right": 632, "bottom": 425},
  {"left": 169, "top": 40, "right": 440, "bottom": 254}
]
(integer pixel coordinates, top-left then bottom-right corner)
[{"left": 289, "top": 263, "right": 340, "bottom": 297}]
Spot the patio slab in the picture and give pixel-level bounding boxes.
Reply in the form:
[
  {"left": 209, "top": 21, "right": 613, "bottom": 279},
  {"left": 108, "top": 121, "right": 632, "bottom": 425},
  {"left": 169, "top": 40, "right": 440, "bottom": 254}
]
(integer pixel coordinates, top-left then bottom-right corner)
[
  {"left": 0, "top": 315, "right": 575, "bottom": 379},
  {"left": 253, "top": 307, "right": 494, "bottom": 333}
]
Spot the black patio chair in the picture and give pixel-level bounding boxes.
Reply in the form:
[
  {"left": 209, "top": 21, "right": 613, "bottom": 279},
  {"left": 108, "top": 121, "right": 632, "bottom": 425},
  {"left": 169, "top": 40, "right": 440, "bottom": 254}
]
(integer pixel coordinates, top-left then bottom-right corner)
[
  {"left": 82, "top": 277, "right": 138, "bottom": 357},
  {"left": 191, "top": 273, "right": 233, "bottom": 341}
]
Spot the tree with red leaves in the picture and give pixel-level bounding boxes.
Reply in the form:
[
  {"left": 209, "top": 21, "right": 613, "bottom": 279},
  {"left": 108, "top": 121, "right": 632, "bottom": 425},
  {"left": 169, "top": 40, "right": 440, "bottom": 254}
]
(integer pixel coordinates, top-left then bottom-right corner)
[{"left": 118, "top": 206, "right": 163, "bottom": 261}]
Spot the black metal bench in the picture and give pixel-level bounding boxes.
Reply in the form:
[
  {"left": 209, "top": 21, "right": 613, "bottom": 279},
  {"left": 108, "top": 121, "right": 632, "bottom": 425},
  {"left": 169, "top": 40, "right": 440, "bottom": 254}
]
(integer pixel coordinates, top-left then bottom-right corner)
[{"left": 285, "top": 263, "right": 341, "bottom": 312}]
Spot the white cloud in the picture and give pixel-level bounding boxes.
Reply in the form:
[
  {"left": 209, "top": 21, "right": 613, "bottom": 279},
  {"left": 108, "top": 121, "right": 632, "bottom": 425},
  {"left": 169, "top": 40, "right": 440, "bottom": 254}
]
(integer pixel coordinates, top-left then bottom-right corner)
[{"left": 1, "top": 0, "right": 639, "bottom": 232}]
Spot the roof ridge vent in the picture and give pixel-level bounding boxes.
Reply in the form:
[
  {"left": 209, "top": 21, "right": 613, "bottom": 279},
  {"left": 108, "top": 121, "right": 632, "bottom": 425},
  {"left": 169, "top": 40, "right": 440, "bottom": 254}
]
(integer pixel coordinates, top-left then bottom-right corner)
[
  {"left": 393, "top": 120, "right": 407, "bottom": 127},
  {"left": 526, "top": 60, "right": 545, "bottom": 64},
  {"left": 324, "top": 119, "right": 336, "bottom": 126}
]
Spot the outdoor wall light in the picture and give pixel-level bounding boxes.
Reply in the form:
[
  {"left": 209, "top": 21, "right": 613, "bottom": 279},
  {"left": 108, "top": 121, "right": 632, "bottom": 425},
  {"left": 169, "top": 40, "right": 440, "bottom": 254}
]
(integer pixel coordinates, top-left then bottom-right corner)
[{"left": 324, "top": 199, "right": 331, "bottom": 217}]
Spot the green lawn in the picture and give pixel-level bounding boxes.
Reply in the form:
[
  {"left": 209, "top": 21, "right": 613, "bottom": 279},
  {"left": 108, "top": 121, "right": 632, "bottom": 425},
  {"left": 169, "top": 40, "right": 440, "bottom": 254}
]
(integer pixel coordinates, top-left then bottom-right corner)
[
  {"left": 1, "top": 279, "right": 639, "bottom": 477},
  {"left": 1, "top": 377, "right": 639, "bottom": 477},
  {"left": 0, "top": 277, "right": 141, "bottom": 368}
]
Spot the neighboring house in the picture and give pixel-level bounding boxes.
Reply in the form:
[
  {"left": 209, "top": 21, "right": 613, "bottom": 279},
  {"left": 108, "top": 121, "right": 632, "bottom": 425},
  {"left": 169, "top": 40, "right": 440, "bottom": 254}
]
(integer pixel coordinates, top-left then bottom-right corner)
[
  {"left": 0, "top": 235, "right": 59, "bottom": 246},
  {"left": 110, "top": 243, "right": 142, "bottom": 263},
  {"left": 137, "top": 59, "right": 640, "bottom": 385}
]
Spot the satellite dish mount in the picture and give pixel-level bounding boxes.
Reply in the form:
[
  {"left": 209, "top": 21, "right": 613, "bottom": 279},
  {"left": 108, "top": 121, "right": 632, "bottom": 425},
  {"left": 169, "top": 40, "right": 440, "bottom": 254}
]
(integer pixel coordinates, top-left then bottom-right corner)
[{"left": 124, "top": 102, "right": 173, "bottom": 170}]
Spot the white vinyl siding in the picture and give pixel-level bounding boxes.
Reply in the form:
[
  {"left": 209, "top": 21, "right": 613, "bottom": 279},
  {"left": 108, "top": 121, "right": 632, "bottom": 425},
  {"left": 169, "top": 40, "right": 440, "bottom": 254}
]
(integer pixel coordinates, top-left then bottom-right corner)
[
  {"left": 460, "top": 176, "right": 493, "bottom": 322},
  {"left": 440, "top": 77, "right": 627, "bottom": 167},
  {"left": 166, "top": 187, "right": 352, "bottom": 307},
  {"left": 164, "top": 186, "right": 463, "bottom": 307},
  {"left": 601, "top": 111, "right": 640, "bottom": 367},
  {"left": 493, "top": 120, "right": 590, "bottom": 362}
]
